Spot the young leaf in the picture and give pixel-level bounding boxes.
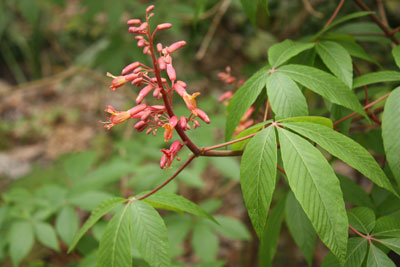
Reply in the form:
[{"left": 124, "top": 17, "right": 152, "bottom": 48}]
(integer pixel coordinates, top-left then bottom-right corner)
[
  {"left": 345, "top": 237, "right": 368, "bottom": 267},
  {"left": 68, "top": 197, "right": 126, "bottom": 253},
  {"left": 278, "top": 116, "right": 333, "bottom": 128},
  {"left": 9, "top": 221, "right": 34, "bottom": 267},
  {"left": 353, "top": 71, "right": 400, "bottom": 88},
  {"left": 282, "top": 122, "right": 398, "bottom": 196},
  {"left": 268, "top": 40, "right": 314, "bottom": 68},
  {"left": 367, "top": 243, "right": 396, "bottom": 267},
  {"left": 278, "top": 64, "right": 366, "bottom": 117},
  {"left": 130, "top": 200, "right": 171, "bottom": 267},
  {"left": 316, "top": 41, "right": 353, "bottom": 87},
  {"left": 56, "top": 205, "right": 79, "bottom": 247},
  {"left": 97, "top": 204, "right": 132, "bottom": 267},
  {"left": 191, "top": 221, "right": 219, "bottom": 262},
  {"left": 382, "top": 86, "right": 400, "bottom": 183},
  {"left": 266, "top": 71, "right": 308, "bottom": 119},
  {"left": 379, "top": 238, "right": 400, "bottom": 255},
  {"left": 393, "top": 45, "right": 400, "bottom": 69},
  {"left": 143, "top": 191, "right": 216, "bottom": 223},
  {"left": 278, "top": 127, "right": 348, "bottom": 263},
  {"left": 258, "top": 195, "right": 286, "bottom": 267},
  {"left": 34, "top": 221, "right": 60, "bottom": 251},
  {"left": 240, "top": 126, "right": 277, "bottom": 238},
  {"left": 285, "top": 192, "right": 316, "bottom": 266},
  {"left": 231, "top": 120, "right": 272, "bottom": 151},
  {"left": 213, "top": 215, "right": 251, "bottom": 241},
  {"left": 347, "top": 207, "right": 376, "bottom": 234},
  {"left": 226, "top": 66, "right": 269, "bottom": 140}
]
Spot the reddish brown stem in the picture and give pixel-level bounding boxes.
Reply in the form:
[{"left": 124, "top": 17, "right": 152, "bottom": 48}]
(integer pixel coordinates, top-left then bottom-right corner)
[
  {"left": 136, "top": 154, "right": 196, "bottom": 200},
  {"left": 324, "top": 0, "right": 345, "bottom": 28},
  {"left": 349, "top": 224, "right": 368, "bottom": 238},
  {"left": 202, "top": 132, "right": 259, "bottom": 152},
  {"left": 352, "top": 0, "right": 400, "bottom": 45}
]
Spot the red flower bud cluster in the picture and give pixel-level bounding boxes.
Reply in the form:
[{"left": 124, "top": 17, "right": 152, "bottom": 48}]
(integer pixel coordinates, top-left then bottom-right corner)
[{"left": 103, "top": 5, "right": 211, "bottom": 169}]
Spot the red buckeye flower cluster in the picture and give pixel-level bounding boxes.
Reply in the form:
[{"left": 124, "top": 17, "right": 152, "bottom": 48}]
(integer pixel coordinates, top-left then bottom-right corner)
[{"left": 103, "top": 5, "right": 210, "bottom": 169}]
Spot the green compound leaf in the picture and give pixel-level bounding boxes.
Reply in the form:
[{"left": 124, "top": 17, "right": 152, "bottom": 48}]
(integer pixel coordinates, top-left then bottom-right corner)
[
  {"left": 34, "top": 221, "right": 60, "bottom": 252},
  {"left": 278, "top": 116, "right": 333, "bottom": 128},
  {"left": 68, "top": 197, "right": 126, "bottom": 253},
  {"left": 97, "top": 204, "right": 132, "bottom": 267},
  {"left": 285, "top": 192, "right": 316, "bottom": 266},
  {"left": 278, "top": 127, "right": 348, "bottom": 263},
  {"left": 393, "top": 45, "right": 400, "bottom": 69},
  {"left": 143, "top": 191, "right": 216, "bottom": 223},
  {"left": 266, "top": 71, "right": 308, "bottom": 119},
  {"left": 282, "top": 122, "right": 398, "bottom": 196},
  {"left": 268, "top": 40, "right": 315, "bottom": 68},
  {"left": 226, "top": 65, "right": 269, "bottom": 140},
  {"left": 316, "top": 41, "right": 353, "bottom": 87},
  {"left": 348, "top": 207, "right": 376, "bottom": 235},
  {"left": 382, "top": 86, "right": 400, "bottom": 184},
  {"left": 231, "top": 120, "right": 272, "bottom": 151},
  {"left": 353, "top": 71, "right": 400, "bottom": 88},
  {"left": 9, "top": 221, "right": 34, "bottom": 267},
  {"left": 278, "top": 64, "right": 366, "bottom": 118},
  {"left": 130, "top": 200, "right": 171, "bottom": 267},
  {"left": 367, "top": 243, "right": 396, "bottom": 267},
  {"left": 240, "top": 126, "right": 277, "bottom": 238}
]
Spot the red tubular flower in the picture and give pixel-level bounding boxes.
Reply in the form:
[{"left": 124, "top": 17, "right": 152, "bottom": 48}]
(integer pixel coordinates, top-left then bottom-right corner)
[
  {"left": 104, "top": 104, "right": 145, "bottom": 129},
  {"left": 122, "top": 62, "right": 140, "bottom": 75},
  {"left": 158, "top": 57, "right": 166, "bottom": 70},
  {"left": 166, "top": 63, "right": 176, "bottom": 81},
  {"left": 194, "top": 108, "right": 210, "bottom": 124},
  {"left": 179, "top": 116, "right": 187, "bottom": 129},
  {"left": 183, "top": 92, "right": 200, "bottom": 113},
  {"left": 160, "top": 140, "right": 183, "bottom": 169},
  {"left": 174, "top": 83, "right": 187, "bottom": 97},
  {"left": 167, "top": 41, "right": 186, "bottom": 54},
  {"left": 162, "top": 116, "right": 178, "bottom": 142},
  {"left": 157, "top": 23, "right": 172, "bottom": 30},
  {"left": 136, "top": 84, "right": 153, "bottom": 104}
]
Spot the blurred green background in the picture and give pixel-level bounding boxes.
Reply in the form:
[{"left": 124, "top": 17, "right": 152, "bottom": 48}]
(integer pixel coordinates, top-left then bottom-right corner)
[{"left": 0, "top": 0, "right": 399, "bottom": 266}]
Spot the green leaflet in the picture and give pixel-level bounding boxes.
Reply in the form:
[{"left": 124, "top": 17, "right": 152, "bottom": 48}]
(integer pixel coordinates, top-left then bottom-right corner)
[
  {"left": 337, "top": 175, "right": 374, "bottom": 209},
  {"left": 345, "top": 237, "right": 368, "bottom": 267},
  {"left": 393, "top": 45, "right": 400, "bottom": 69},
  {"left": 347, "top": 207, "right": 376, "bottom": 235},
  {"left": 266, "top": 71, "right": 308, "bottom": 119},
  {"left": 379, "top": 238, "right": 400, "bottom": 255},
  {"left": 285, "top": 192, "right": 316, "bottom": 266},
  {"left": 382, "top": 87, "right": 400, "bottom": 184},
  {"left": 330, "top": 37, "right": 379, "bottom": 65},
  {"left": 278, "top": 127, "right": 348, "bottom": 263},
  {"left": 9, "top": 221, "right": 34, "bottom": 267},
  {"left": 373, "top": 214, "right": 400, "bottom": 238},
  {"left": 367, "top": 243, "right": 396, "bottom": 267},
  {"left": 191, "top": 221, "right": 219, "bottom": 261},
  {"left": 130, "top": 200, "right": 171, "bottom": 267},
  {"left": 212, "top": 215, "right": 251, "bottom": 241},
  {"left": 240, "top": 126, "right": 277, "bottom": 238},
  {"left": 268, "top": 39, "right": 315, "bottom": 68},
  {"left": 68, "top": 197, "right": 126, "bottom": 253},
  {"left": 353, "top": 71, "right": 400, "bottom": 88},
  {"left": 316, "top": 41, "right": 353, "bottom": 88},
  {"left": 34, "top": 221, "right": 60, "bottom": 252},
  {"left": 282, "top": 122, "right": 398, "bottom": 196},
  {"left": 55, "top": 205, "right": 79, "bottom": 247},
  {"left": 278, "top": 64, "right": 366, "bottom": 118},
  {"left": 143, "top": 191, "right": 216, "bottom": 223},
  {"left": 278, "top": 116, "right": 333, "bottom": 128},
  {"left": 97, "top": 204, "right": 132, "bottom": 267},
  {"left": 226, "top": 65, "right": 269, "bottom": 140}
]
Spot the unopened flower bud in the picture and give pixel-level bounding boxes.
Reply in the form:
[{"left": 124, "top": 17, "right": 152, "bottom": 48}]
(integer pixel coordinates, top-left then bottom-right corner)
[
  {"left": 127, "top": 104, "right": 147, "bottom": 116},
  {"left": 146, "top": 5, "right": 155, "bottom": 13},
  {"left": 166, "top": 64, "right": 176, "bottom": 81},
  {"left": 158, "top": 57, "right": 166, "bottom": 70},
  {"left": 153, "top": 87, "right": 161, "bottom": 99},
  {"left": 157, "top": 23, "right": 172, "bottom": 30},
  {"left": 167, "top": 41, "right": 186, "bottom": 53},
  {"left": 136, "top": 85, "right": 153, "bottom": 104},
  {"left": 146, "top": 128, "right": 153, "bottom": 135},
  {"left": 157, "top": 43, "right": 163, "bottom": 52},
  {"left": 127, "top": 19, "right": 141, "bottom": 25},
  {"left": 169, "top": 116, "right": 178, "bottom": 128},
  {"left": 176, "top": 80, "right": 186, "bottom": 88},
  {"left": 193, "top": 120, "right": 201, "bottom": 129},
  {"left": 131, "top": 77, "right": 143, "bottom": 86},
  {"left": 195, "top": 108, "right": 210, "bottom": 124},
  {"left": 137, "top": 39, "right": 145, "bottom": 47},
  {"left": 179, "top": 116, "right": 187, "bottom": 129},
  {"left": 174, "top": 83, "right": 187, "bottom": 97},
  {"left": 122, "top": 62, "right": 140, "bottom": 75},
  {"left": 138, "top": 22, "right": 148, "bottom": 32}
]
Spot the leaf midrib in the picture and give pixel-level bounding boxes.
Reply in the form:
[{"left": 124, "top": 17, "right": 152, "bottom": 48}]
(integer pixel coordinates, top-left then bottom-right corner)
[{"left": 111, "top": 204, "right": 130, "bottom": 267}]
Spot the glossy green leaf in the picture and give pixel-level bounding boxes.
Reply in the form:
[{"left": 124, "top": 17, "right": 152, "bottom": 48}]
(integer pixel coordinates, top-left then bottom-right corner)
[
  {"left": 130, "top": 200, "right": 171, "bottom": 267},
  {"left": 213, "top": 215, "right": 251, "bottom": 241},
  {"left": 268, "top": 40, "right": 314, "bottom": 68},
  {"left": 282, "top": 122, "right": 397, "bottom": 196},
  {"left": 353, "top": 71, "right": 400, "bottom": 88},
  {"left": 278, "top": 64, "right": 366, "bottom": 117},
  {"left": 285, "top": 192, "right": 316, "bottom": 266},
  {"left": 9, "top": 221, "right": 34, "bottom": 267},
  {"left": 56, "top": 205, "right": 79, "bottom": 247},
  {"left": 231, "top": 120, "right": 272, "bottom": 151},
  {"left": 367, "top": 243, "right": 396, "bottom": 267},
  {"left": 258, "top": 195, "right": 286, "bottom": 267},
  {"left": 278, "top": 116, "right": 333, "bottom": 128},
  {"left": 316, "top": 41, "right": 353, "bottom": 87},
  {"left": 345, "top": 237, "right": 368, "bottom": 267},
  {"left": 379, "top": 238, "right": 400, "bottom": 255},
  {"left": 240, "top": 126, "right": 277, "bottom": 238},
  {"left": 393, "top": 45, "right": 400, "bottom": 69},
  {"left": 348, "top": 207, "right": 376, "bottom": 234},
  {"left": 373, "top": 214, "right": 400, "bottom": 238},
  {"left": 382, "top": 87, "right": 400, "bottom": 183},
  {"left": 97, "top": 204, "right": 132, "bottom": 267},
  {"left": 226, "top": 66, "right": 269, "bottom": 140},
  {"left": 143, "top": 191, "right": 216, "bottom": 223},
  {"left": 192, "top": 221, "right": 219, "bottom": 261},
  {"left": 68, "top": 197, "right": 125, "bottom": 253},
  {"left": 338, "top": 175, "right": 374, "bottom": 209},
  {"left": 267, "top": 71, "right": 308, "bottom": 119},
  {"left": 34, "top": 221, "right": 60, "bottom": 251},
  {"left": 278, "top": 128, "right": 348, "bottom": 262}
]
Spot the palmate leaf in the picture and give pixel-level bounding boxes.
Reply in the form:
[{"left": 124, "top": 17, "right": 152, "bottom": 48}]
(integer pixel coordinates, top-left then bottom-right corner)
[
  {"left": 285, "top": 192, "right": 316, "bottom": 266},
  {"left": 278, "top": 128, "right": 348, "bottom": 263},
  {"left": 97, "top": 204, "right": 132, "bottom": 267},
  {"left": 278, "top": 64, "right": 366, "bottom": 117},
  {"left": 367, "top": 243, "right": 396, "bottom": 267},
  {"left": 240, "top": 126, "right": 277, "bottom": 238},
  {"left": 130, "top": 200, "right": 171, "bottom": 267},
  {"left": 225, "top": 65, "right": 269, "bottom": 140},
  {"left": 266, "top": 71, "right": 308, "bottom": 119},
  {"left": 316, "top": 41, "right": 353, "bottom": 87},
  {"left": 382, "top": 87, "right": 400, "bottom": 184},
  {"left": 268, "top": 40, "right": 315, "bottom": 68},
  {"left": 353, "top": 71, "right": 400, "bottom": 88},
  {"left": 282, "top": 122, "right": 398, "bottom": 196},
  {"left": 347, "top": 207, "right": 376, "bottom": 235},
  {"left": 68, "top": 197, "right": 126, "bottom": 252}
]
